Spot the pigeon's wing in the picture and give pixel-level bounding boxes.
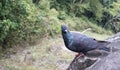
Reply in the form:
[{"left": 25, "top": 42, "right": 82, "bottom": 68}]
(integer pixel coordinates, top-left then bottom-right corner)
[
  {"left": 85, "top": 40, "right": 111, "bottom": 57},
  {"left": 71, "top": 31, "right": 110, "bottom": 52},
  {"left": 71, "top": 32, "right": 99, "bottom": 52},
  {"left": 93, "top": 39, "right": 111, "bottom": 51},
  {"left": 86, "top": 49, "right": 110, "bottom": 57}
]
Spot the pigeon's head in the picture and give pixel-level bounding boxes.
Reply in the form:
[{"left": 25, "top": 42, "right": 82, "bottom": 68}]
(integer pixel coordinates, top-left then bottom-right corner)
[
  {"left": 61, "top": 25, "right": 71, "bottom": 47},
  {"left": 61, "top": 25, "right": 69, "bottom": 34}
]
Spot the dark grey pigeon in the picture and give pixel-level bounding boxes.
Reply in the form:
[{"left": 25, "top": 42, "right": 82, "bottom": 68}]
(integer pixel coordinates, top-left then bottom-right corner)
[{"left": 61, "top": 25, "right": 111, "bottom": 57}]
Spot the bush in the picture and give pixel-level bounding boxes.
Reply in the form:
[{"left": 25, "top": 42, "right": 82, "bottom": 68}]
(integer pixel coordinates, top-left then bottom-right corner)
[{"left": 0, "top": 0, "right": 116, "bottom": 51}]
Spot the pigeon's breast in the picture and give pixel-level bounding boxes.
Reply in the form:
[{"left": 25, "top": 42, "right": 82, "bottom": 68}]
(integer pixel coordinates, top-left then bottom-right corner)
[{"left": 68, "top": 36, "right": 86, "bottom": 52}]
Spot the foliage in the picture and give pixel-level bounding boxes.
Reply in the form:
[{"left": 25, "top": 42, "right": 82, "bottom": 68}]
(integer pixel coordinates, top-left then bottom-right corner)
[
  {"left": 0, "top": 0, "right": 119, "bottom": 50},
  {"left": 0, "top": 0, "right": 28, "bottom": 48},
  {"left": 50, "top": 0, "right": 120, "bottom": 32},
  {"left": 101, "top": 1, "right": 120, "bottom": 32},
  {"left": 57, "top": 11, "right": 66, "bottom": 20},
  {"left": 32, "top": 0, "right": 40, "bottom": 4},
  {"left": 0, "top": 0, "right": 61, "bottom": 49},
  {"left": 89, "top": 0, "right": 103, "bottom": 21},
  {"left": 0, "top": 20, "right": 17, "bottom": 47}
]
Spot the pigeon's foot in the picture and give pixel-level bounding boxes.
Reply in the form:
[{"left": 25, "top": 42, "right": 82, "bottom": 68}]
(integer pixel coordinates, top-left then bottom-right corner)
[{"left": 75, "top": 53, "right": 84, "bottom": 58}]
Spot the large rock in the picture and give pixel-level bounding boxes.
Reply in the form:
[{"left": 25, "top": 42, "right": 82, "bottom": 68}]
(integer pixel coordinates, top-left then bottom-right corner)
[
  {"left": 67, "top": 32, "right": 120, "bottom": 70},
  {"left": 86, "top": 51, "right": 120, "bottom": 70}
]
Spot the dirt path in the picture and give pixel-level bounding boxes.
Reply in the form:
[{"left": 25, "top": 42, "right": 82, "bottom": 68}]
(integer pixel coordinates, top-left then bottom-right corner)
[{"left": 0, "top": 37, "right": 75, "bottom": 70}]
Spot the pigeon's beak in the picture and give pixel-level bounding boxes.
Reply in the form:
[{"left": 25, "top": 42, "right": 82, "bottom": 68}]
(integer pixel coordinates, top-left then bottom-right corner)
[{"left": 65, "top": 30, "right": 68, "bottom": 32}]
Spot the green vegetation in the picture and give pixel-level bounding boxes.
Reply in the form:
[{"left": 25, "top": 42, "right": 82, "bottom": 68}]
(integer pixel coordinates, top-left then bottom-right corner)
[{"left": 0, "top": 0, "right": 120, "bottom": 50}]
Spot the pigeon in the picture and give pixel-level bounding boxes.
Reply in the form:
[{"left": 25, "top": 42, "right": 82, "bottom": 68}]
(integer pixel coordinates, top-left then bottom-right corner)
[{"left": 61, "top": 25, "right": 111, "bottom": 57}]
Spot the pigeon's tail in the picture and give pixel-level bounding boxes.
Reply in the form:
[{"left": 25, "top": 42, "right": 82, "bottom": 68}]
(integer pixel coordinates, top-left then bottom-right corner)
[
  {"left": 97, "top": 40, "right": 111, "bottom": 52},
  {"left": 98, "top": 45, "right": 119, "bottom": 52},
  {"left": 99, "top": 47, "right": 110, "bottom": 52},
  {"left": 86, "top": 47, "right": 110, "bottom": 57}
]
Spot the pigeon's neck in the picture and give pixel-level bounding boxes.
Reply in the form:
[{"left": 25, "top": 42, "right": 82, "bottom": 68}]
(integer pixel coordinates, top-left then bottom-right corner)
[{"left": 63, "top": 32, "right": 73, "bottom": 47}]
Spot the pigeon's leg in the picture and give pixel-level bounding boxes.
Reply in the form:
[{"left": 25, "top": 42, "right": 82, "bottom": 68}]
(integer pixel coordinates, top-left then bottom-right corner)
[
  {"left": 70, "top": 53, "right": 84, "bottom": 66},
  {"left": 75, "top": 52, "right": 84, "bottom": 58}
]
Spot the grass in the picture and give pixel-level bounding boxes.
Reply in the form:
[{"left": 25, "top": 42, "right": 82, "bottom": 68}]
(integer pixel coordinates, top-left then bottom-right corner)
[
  {"left": 0, "top": 37, "right": 74, "bottom": 70},
  {"left": 84, "top": 31, "right": 112, "bottom": 40}
]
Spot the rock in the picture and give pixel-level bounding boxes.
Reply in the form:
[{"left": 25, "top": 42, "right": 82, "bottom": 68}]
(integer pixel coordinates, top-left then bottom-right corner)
[
  {"left": 107, "top": 32, "right": 120, "bottom": 42},
  {"left": 86, "top": 51, "right": 120, "bottom": 70},
  {"left": 67, "top": 32, "right": 120, "bottom": 70},
  {"left": 67, "top": 56, "right": 97, "bottom": 70}
]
